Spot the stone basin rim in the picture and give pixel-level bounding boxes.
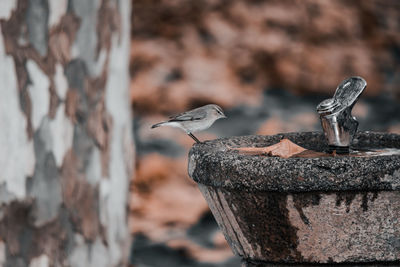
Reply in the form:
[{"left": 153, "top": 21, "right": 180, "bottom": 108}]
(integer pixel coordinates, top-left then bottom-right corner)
[{"left": 188, "top": 131, "right": 400, "bottom": 192}]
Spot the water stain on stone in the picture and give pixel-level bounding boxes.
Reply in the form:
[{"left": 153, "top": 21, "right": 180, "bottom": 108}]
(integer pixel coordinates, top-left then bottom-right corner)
[
  {"left": 360, "top": 191, "right": 380, "bottom": 212},
  {"left": 213, "top": 188, "right": 304, "bottom": 262},
  {"left": 292, "top": 193, "right": 321, "bottom": 226},
  {"left": 361, "top": 192, "right": 369, "bottom": 212},
  {"left": 371, "top": 191, "right": 379, "bottom": 201},
  {"left": 335, "top": 192, "right": 357, "bottom": 213}
]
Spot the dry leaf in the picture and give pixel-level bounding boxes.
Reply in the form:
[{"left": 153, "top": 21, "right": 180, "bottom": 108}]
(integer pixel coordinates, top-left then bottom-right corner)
[{"left": 232, "top": 138, "right": 307, "bottom": 158}]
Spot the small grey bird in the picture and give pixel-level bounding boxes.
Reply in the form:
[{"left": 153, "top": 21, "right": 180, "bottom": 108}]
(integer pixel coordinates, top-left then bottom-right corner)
[{"left": 151, "top": 104, "right": 226, "bottom": 143}]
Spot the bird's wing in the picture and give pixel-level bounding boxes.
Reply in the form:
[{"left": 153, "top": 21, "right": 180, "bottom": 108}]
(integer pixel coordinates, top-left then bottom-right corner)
[{"left": 169, "top": 108, "right": 207, "bottom": 122}]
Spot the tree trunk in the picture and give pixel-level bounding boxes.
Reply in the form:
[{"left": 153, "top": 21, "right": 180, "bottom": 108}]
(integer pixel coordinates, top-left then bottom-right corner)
[{"left": 0, "top": 0, "right": 133, "bottom": 266}]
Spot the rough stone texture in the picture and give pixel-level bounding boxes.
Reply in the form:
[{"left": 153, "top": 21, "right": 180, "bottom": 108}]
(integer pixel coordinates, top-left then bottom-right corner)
[
  {"left": 0, "top": 0, "right": 133, "bottom": 266},
  {"left": 189, "top": 132, "right": 400, "bottom": 264},
  {"left": 242, "top": 260, "right": 400, "bottom": 267},
  {"left": 189, "top": 132, "right": 400, "bottom": 192},
  {"left": 287, "top": 192, "right": 400, "bottom": 262}
]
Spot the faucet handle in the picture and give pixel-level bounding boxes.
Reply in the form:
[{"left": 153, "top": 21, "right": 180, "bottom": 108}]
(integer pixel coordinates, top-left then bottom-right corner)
[
  {"left": 334, "top": 76, "right": 367, "bottom": 111},
  {"left": 317, "top": 76, "right": 367, "bottom": 153}
]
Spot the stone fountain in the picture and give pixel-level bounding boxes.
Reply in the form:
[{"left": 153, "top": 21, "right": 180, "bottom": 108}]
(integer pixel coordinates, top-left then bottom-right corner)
[{"left": 188, "top": 77, "right": 400, "bottom": 266}]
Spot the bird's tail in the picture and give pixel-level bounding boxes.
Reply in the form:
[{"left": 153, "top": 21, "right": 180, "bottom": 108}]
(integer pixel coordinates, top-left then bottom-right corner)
[{"left": 151, "top": 122, "right": 166, "bottom": 129}]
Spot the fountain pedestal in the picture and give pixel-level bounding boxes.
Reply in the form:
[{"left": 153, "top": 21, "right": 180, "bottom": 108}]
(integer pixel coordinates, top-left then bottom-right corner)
[{"left": 188, "top": 132, "right": 400, "bottom": 266}]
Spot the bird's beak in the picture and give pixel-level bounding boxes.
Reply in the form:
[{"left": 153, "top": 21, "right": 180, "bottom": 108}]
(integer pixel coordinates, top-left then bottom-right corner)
[{"left": 222, "top": 114, "right": 227, "bottom": 119}]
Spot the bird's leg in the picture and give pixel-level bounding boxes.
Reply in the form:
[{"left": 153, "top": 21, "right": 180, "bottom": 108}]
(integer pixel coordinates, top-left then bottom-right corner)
[{"left": 188, "top": 133, "right": 201, "bottom": 143}]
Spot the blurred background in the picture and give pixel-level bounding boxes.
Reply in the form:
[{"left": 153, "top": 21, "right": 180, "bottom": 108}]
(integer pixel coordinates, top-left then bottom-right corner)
[{"left": 129, "top": 0, "right": 400, "bottom": 266}]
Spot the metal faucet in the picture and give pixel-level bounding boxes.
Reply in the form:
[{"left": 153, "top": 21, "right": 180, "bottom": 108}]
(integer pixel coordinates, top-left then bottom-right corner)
[{"left": 317, "top": 76, "right": 367, "bottom": 154}]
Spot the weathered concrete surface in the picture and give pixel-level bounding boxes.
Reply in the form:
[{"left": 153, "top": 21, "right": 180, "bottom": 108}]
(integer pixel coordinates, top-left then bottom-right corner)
[
  {"left": 189, "top": 132, "right": 400, "bottom": 264},
  {"left": 242, "top": 260, "right": 400, "bottom": 267},
  {"left": 199, "top": 185, "right": 400, "bottom": 264},
  {"left": 189, "top": 132, "right": 400, "bottom": 192},
  {"left": 0, "top": 0, "right": 133, "bottom": 266}
]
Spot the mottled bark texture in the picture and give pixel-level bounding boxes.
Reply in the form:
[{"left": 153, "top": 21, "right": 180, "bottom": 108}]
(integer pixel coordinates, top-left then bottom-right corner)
[{"left": 0, "top": 0, "right": 133, "bottom": 266}]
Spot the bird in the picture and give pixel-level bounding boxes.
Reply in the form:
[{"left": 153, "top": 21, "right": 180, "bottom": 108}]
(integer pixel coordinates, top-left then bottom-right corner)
[{"left": 151, "top": 104, "right": 227, "bottom": 143}]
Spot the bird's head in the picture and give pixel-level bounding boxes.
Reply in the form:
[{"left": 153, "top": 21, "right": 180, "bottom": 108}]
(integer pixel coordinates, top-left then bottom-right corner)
[{"left": 209, "top": 104, "right": 227, "bottom": 120}]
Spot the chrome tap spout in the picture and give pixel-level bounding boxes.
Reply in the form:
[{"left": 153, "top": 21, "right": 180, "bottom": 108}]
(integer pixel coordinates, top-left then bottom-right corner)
[{"left": 317, "top": 76, "right": 367, "bottom": 154}]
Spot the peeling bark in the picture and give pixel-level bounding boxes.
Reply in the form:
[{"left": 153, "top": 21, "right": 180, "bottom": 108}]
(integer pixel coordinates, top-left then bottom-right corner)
[{"left": 0, "top": 0, "right": 133, "bottom": 266}]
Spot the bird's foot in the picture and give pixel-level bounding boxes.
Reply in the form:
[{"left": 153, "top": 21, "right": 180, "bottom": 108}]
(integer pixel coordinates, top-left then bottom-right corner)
[{"left": 188, "top": 133, "right": 201, "bottom": 143}]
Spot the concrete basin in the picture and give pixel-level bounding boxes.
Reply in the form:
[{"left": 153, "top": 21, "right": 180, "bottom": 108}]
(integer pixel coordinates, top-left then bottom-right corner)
[{"left": 188, "top": 132, "right": 400, "bottom": 266}]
